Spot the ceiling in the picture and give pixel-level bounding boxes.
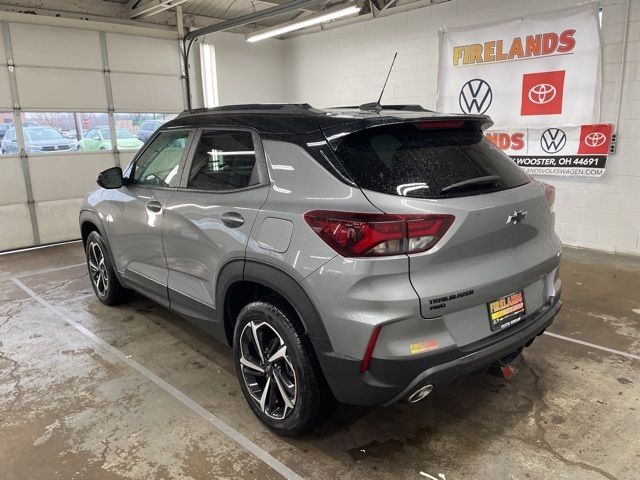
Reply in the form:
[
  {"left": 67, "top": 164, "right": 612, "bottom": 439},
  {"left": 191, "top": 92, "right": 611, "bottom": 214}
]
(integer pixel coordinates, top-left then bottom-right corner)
[{"left": 0, "top": 0, "right": 446, "bottom": 36}]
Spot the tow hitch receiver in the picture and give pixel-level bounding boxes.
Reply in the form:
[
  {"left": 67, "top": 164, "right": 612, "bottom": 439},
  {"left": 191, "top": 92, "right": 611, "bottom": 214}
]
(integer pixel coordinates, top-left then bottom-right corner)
[
  {"left": 489, "top": 364, "right": 518, "bottom": 379},
  {"left": 488, "top": 346, "right": 524, "bottom": 379}
]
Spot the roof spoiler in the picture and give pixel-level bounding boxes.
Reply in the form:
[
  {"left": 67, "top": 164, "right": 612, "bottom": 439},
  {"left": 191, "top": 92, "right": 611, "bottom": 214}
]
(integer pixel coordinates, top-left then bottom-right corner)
[
  {"left": 334, "top": 104, "right": 433, "bottom": 112},
  {"left": 322, "top": 114, "right": 494, "bottom": 148}
]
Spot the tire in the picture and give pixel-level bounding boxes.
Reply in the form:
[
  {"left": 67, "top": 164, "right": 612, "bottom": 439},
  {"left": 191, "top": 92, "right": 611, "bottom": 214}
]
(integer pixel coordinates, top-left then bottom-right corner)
[
  {"left": 233, "top": 301, "right": 328, "bottom": 436},
  {"left": 85, "top": 231, "right": 131, "bottom": 305}
]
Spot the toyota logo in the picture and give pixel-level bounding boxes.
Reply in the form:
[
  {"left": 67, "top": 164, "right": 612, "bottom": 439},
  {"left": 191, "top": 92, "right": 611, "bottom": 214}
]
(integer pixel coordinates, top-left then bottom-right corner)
[
  {"left": 459, "top": 79, "right": 492, "bottom": 114},
  {"left": 540, "top": 128, "right": 567, "bottom": 154},
  {"left": 528, "top": 83, "right": 557, "bottom": 104},
  {"left": 585, "top": 132, "right": 607, "bottom": 147}
]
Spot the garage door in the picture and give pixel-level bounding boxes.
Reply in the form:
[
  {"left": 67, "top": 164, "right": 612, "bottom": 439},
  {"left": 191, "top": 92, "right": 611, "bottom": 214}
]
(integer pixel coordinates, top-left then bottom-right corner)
[{"left": 0, "top": 15, "right": 185, "bottom": 251}]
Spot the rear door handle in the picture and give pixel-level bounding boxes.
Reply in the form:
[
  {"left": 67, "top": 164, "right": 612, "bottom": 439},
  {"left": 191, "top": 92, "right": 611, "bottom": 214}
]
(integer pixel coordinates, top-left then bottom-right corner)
[
  {"left": 221, "top": 211, "right": 244, "bottom": 228},
  {"left": 145, "top": 200, "right": 162, "bottom": 213}
]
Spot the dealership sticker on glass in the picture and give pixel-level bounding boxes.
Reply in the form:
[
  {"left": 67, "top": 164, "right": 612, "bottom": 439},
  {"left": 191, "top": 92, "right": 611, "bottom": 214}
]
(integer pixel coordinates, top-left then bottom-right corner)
[{"left": 487, "top": 291, "right": 525, "bottom": 332}]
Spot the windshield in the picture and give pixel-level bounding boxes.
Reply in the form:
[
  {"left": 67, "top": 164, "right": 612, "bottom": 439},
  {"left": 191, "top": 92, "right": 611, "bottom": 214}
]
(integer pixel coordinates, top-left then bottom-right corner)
[
  {"left": 333, "top": 122, "right": 530, "bottom": 199},
  {"left": 24, "top": 127, "right": 63, "bottom": 141},
  {"left": 100, "top": 128, "right": 134, "bottom": 140}
]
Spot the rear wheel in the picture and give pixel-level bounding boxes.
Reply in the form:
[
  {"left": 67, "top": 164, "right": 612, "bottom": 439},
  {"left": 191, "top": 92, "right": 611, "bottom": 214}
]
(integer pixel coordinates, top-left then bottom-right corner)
[
  {"left": 86, "top": 231, "right": 131, "bottom": 305},
  {"left": 233, "top": 301, "right": 327, "bottom": 436}
]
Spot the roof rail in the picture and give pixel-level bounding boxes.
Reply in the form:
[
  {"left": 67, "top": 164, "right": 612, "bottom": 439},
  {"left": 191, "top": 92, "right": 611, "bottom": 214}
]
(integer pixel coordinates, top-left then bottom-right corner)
[{"left": 180, "top": 104, "right": 315, "bottom": 116}]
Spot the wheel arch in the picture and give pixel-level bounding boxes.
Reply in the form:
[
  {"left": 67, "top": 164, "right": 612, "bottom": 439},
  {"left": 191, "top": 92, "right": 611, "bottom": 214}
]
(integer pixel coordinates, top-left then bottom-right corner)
[
  {"left": 217, "top": 259, "right": 332, "bottom": 352},
  {"left": 79, "top": 210, "right": 124, "bottom": 285},
  {"left": 80, "top": 211, "right": 103, "bottom": 247}
]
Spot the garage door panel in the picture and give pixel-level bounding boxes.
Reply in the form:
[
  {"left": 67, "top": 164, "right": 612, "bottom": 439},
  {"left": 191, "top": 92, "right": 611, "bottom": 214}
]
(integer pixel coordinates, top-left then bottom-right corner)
[
  {"left": 0, "top": 156, "right": 27, "bottom": 206},
  {"left": 29, "top": 153, "right": 114, "bottom": 202},
  {"left": 10, "top": 23, "right": 102, "bottom": 69},
  {"left": 36, "top": 197, "right": 83, "bottom": 244},
  {"left": 111, "top": 73, "right": 182, "bottom": 112},
  {"left": 106, "top": 33, "right": 180, "bottom": 75},
  {"left": 0, "top": 203, "right": 34, "bottom": 251},
  {"left": 16, "top": 67, "right": 107, "bottom": 110},
  {"left": 0, "top": 67, "right": 14, "bottom": 109}
]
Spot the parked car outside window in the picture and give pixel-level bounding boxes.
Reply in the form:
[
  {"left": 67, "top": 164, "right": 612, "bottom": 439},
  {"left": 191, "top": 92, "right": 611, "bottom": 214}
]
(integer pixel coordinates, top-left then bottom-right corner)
[
  {"left": 0, "top": 126, "right": 78, "bottom": 154},
  {"left": 0, "top": 123, "right": 12, "bottom": 142},
  {"left": 137, "top": 120, "right": 162, "bottom": 142},
  {"left": 78, "top": 127, "right": 143, "bottom": 151}
]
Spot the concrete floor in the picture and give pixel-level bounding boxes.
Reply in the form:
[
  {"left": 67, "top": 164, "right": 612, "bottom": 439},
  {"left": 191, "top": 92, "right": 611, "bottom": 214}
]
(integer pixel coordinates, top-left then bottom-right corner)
[{"left": 1, "top": 243, "right": 638, "bottom": 480}]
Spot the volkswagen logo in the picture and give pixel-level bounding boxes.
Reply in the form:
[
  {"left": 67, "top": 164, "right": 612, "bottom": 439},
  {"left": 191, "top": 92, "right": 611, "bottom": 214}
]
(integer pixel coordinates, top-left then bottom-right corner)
[
  {"left": 459, "top": 79, "right": 492, "bottom": 114},
  {"left": 540, "top": 128, "right": 566, "bottom": 154},
  {"left": 585, "top": 132, "right": 607, "bottom": 147},
  {"left": 528, "top": 83, "right": 557, "bottom": 104}
]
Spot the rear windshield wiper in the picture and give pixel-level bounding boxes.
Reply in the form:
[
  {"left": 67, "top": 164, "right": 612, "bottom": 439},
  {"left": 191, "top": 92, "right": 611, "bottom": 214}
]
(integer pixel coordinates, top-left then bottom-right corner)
[{"left": 439, "top": 175, "right": 501, "bottom": 195}]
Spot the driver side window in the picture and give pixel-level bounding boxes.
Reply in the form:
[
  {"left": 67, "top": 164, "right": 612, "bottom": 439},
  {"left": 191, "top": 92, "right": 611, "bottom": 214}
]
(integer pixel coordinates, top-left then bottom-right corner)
[{"left": 131, "top": 130, "right": 190, "bottom": 187}]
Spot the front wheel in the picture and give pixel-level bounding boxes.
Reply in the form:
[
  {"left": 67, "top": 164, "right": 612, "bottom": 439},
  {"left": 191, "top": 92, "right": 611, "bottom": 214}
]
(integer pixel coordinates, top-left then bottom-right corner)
[
  {"left": 233, "top": 301, "right": 328, "bottom": 436},
  {"left": 86, "top": 231, "right": 131, "bottom": 305}
]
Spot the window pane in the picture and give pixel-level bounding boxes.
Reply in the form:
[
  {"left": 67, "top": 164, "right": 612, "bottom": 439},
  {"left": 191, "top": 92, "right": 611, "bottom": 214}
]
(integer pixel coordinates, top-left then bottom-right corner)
[
  {"left": 132, "top": 130, "right": 189, "bottom": 188},
  {"left": 187, "top": 131, "right": 258, "bottom": 191},
  {"left": 13, "top": 112, "right": 87, "bottom": 154},
  {"left": 14, "top": 112, "right": 110, "bottom": 154},
  {"left": 115, "top": 113, "right": 178, "bottom": 151},
  {"left": 76, "top": 113, "right": 111, "bottom": 151},
  {"left": 0, "top": 113, "right": 15, "bottom": 155}
]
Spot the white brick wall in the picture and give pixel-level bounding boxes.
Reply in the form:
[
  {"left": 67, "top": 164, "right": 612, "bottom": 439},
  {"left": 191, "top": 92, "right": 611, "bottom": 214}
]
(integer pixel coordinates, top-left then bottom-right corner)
[{"left": 209, "top": 0, "right": 640, "bottom": 255}]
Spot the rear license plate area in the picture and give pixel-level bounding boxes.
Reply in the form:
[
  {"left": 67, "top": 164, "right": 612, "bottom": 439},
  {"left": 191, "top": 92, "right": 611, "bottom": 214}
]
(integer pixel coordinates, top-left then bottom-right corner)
[{"left": 487, "top": 291, "right": 525, "bottom": 332}]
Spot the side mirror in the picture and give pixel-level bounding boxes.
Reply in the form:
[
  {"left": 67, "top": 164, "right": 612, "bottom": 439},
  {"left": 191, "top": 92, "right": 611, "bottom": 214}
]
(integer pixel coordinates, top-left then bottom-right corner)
[{"left": 97, "top": 166, "right": 123, "bottom": 189}]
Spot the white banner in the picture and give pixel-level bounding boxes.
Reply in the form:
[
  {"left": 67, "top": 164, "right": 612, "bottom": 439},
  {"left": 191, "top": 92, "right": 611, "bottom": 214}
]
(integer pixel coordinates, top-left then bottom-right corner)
[
  {"left": 436, "top": 5, "right": 602, "bottom": 128},
  {"left": 486, "top": 123, "right": 613, "bottom": 177}
]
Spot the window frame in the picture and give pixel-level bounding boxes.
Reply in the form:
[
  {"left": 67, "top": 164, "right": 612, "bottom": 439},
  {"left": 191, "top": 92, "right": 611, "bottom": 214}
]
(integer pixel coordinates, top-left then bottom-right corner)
[
  {"left": 125, "top": 126, "right": 197, "bottom": 191},
  {"left": 177, "top": 127, "right": 270, "bottom": 194}
]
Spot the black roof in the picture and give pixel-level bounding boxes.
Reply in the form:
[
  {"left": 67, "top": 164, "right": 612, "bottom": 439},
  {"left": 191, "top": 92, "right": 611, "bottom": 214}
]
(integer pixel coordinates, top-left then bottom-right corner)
[{"left": 165, "top": 104, "right": 491, "bottom": 136}]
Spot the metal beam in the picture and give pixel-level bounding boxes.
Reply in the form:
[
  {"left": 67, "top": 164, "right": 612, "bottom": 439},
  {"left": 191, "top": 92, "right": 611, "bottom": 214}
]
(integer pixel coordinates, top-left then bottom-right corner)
[
  {"left": 258, "top": 0, "right": 323, "bottom": 12},
  {"left": 0, "top": 0, "right": 128, "bottom": 18},
  {"left": 184, "top": 0, "right": 330, "bottom": 42},
  {"left": 381, "top": 0, "right": 398, "bottom": 11},
  {"left": 286, "top": 0, "right": 443, "bottom": 37},
  {"left": 131, "top": 0, "right": 191, "bottom": 19},
  {"left": 144, "top": 9, "right": 271, "bottom": 33}
]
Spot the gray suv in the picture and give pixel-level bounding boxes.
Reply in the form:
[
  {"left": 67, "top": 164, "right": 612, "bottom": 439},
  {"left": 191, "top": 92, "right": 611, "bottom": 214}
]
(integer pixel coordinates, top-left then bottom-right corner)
[{"left": 80, "top": 104, "right": 562, "bottom": 436}]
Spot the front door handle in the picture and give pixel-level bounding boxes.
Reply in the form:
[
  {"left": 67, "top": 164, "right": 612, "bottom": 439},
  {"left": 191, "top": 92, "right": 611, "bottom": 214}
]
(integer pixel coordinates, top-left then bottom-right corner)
[
  {"left": 221, "top": 211, "right": 244, "bottom": 228},
  {"left": 145, "top": 200, "right": 162, "bottom": 213}
]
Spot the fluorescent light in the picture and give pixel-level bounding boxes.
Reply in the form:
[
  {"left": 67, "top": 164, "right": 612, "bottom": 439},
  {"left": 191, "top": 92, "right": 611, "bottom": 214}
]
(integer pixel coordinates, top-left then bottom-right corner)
[{"left": 246, "top": 4, "right": 361, "bottom": 42}]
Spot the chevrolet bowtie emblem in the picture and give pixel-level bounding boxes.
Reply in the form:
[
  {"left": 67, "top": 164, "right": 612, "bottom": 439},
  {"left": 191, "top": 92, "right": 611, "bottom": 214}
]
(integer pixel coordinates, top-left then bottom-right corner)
[{"left": 507, "top": 210, "right": 527, "bottom": 225}]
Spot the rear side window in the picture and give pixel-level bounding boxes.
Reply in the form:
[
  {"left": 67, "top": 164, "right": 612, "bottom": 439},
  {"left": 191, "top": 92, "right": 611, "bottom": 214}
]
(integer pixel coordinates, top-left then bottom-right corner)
[
  {"left": 187, "top": 130, "right": 259, "bottom": 191},
  {"left": 333, "top": 123, "right": 529, "bottom": 199}
]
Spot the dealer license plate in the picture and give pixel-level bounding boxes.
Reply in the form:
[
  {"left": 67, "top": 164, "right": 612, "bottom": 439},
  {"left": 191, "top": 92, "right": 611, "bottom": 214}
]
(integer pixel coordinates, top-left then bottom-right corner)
[{"left": 487, "top": 291, "right": 525, "bottom": 332}]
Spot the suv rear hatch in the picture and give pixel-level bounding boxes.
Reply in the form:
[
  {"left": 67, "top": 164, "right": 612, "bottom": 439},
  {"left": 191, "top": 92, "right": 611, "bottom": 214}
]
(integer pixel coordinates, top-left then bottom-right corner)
[{"left": 324, "top": 117, "right": 561, "bottom": 347}]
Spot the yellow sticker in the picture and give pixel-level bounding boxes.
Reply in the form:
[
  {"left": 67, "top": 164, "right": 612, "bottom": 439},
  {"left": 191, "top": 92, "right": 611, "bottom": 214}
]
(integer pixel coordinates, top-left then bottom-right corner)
[{"left": 410, "top": 339, "right": 438, "bottom": 355}]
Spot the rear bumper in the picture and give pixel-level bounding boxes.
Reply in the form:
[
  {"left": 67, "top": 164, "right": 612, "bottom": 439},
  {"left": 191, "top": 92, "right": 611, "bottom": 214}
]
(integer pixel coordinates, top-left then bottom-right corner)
[{"left": 316, "top": 293, "right": 562, "bottom": 406}]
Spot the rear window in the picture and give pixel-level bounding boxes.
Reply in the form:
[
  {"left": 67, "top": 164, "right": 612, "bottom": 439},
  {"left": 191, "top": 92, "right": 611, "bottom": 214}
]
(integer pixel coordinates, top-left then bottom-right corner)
[{"left": 333, "top": 122, "right": 529, "bottom": 199}]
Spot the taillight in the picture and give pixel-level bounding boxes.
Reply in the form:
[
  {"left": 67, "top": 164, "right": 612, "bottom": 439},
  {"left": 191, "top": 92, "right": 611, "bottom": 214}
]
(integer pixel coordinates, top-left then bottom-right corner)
[
  {"left": 541, "top": 182, "right": 555, "bottom": 207},
  {"left": 304, "top": 210, "right": 454, "bottom": 257}
]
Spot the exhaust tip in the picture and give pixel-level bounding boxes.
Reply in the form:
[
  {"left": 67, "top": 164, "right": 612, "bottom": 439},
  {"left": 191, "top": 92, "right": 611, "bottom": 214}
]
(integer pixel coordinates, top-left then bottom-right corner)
[{"left": 407, "top": 384, "right": 434, "bottom": 403}]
